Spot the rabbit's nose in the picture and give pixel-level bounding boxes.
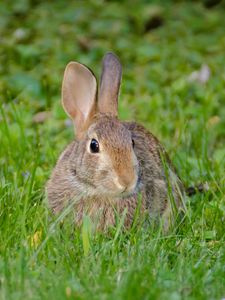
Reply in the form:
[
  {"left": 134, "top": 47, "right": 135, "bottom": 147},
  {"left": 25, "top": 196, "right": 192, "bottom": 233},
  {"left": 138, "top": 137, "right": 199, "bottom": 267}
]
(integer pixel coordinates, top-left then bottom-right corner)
[{"left": 114, "top": 173, "right": 137, "bottom": 193}]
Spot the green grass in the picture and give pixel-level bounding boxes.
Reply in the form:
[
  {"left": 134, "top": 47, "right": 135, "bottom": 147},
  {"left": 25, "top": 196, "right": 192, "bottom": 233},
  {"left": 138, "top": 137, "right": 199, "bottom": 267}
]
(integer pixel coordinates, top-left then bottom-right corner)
[{"left": 0, "top": 1, "right": 225, "bottom": 299}]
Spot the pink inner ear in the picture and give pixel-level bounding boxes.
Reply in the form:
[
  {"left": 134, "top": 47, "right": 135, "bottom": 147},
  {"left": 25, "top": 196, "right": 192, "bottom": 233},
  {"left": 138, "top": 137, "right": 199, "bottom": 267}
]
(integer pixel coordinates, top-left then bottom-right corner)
[
  {"left": 64, "top": 101, "right": 76, "bottom": 119},
  {"left": 62, "top": 61, "right": 97, "bottom": 136},
  {"left": 68, "top": 107, "right": 78, "bottom": 120}
]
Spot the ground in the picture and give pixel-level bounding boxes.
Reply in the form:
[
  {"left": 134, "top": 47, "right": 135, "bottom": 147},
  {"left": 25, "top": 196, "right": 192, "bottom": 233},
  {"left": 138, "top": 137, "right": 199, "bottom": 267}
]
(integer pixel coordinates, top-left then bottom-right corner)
[{"left": 0, "top": 1, "right": 225, "bottom": 299}]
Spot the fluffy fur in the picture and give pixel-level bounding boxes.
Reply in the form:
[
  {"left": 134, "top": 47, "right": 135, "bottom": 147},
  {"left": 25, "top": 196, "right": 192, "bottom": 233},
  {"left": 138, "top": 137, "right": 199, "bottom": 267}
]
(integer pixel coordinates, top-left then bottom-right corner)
[{"left": 47, "top": 53, "right": 184, "bottom": 230}]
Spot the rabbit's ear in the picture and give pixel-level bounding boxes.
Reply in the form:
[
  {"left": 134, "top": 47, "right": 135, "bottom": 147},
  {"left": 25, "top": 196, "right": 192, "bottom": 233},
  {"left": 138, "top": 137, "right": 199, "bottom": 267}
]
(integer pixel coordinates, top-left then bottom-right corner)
[
  {"left": 62, "top": 62, "right": 97, "bottom": 139},
  {"left": 98, "top": 52, "right": 122, "bottom": 117}
]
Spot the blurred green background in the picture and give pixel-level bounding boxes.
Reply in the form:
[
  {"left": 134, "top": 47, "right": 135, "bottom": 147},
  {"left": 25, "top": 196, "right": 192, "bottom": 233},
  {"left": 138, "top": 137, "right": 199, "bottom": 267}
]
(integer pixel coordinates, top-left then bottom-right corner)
[{"left": 0, "top": 1, "right": 225, "bottom": 299}]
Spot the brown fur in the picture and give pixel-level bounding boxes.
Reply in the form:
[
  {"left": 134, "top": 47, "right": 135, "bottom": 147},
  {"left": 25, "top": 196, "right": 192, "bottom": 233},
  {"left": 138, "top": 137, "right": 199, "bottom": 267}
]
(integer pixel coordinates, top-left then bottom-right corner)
[
  {"left": 47, "top": 115, "right": 183, "bottom": 230},
  {"left": 46, "top": 53, "right": 184, "bottom": 230}
]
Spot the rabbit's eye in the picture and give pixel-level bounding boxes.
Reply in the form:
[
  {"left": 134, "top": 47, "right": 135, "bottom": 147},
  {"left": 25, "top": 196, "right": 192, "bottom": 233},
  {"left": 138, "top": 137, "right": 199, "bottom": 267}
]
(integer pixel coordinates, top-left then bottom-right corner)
[
  {"left": 132, "top": 139, "right": 135, "bottom": 148},
  {"left": 90, "top": 139, "right": 99, "bottom": 153}
]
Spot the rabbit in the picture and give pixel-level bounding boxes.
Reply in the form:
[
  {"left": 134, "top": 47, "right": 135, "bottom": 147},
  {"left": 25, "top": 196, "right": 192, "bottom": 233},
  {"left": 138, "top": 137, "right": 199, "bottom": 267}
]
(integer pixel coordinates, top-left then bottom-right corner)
[{"left": 47, "top": 52, "right": 184, "bottom": 230}]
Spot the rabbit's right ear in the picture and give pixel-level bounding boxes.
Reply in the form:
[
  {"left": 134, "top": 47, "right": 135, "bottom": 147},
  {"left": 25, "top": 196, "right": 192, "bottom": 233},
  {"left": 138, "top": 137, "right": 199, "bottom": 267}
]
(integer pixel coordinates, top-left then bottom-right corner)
[{"left": 62, "top": 62, "right": 97, "bottom": 139}]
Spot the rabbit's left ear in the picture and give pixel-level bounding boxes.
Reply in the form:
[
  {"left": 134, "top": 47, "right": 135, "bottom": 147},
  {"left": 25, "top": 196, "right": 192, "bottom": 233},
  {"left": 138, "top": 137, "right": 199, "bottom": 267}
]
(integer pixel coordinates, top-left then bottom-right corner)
[
  {"left": 98, "top": 52, "right": 122, "bottom": 117},
  {"left": 62, "top": 62, "right": 97, "bottom": 139}
]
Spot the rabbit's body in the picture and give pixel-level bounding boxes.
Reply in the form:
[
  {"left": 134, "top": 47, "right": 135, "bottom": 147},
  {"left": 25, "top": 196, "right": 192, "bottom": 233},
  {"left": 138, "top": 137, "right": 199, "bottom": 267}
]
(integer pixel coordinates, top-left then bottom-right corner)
[
  {"left": 47, "top": 53, "right": 184, "bottom": 230},
  {"left": 48, "top": 115, "right": 143, "bottom": 230},
  {"left": 48, "top": 117, "right": 183, "bottom": 230}
]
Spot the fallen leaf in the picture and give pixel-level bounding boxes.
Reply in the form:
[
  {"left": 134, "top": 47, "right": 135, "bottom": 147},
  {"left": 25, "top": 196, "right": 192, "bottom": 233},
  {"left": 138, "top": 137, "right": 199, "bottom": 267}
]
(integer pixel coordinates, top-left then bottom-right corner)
[
  {"left": 30, "top": 230, "right": 42, "bottom": 248},
  {"left": 66, "top": 287, "right": 72, "bottom": 297},
  {"left": 207, "top": 115, "right": 220, "bottom": 127},
  {"left": 188, "top": 64, "right": 210, "bottom": 84},
  {"left": 32, "top": 111, "right": 51, "bottom": 123}
]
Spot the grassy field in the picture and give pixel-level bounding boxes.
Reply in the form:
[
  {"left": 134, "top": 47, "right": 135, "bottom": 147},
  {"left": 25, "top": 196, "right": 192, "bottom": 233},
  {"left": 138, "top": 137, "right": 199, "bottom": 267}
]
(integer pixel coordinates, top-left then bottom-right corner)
[{"left": 0, "top": 1, "right": 225, "bottom": 299}]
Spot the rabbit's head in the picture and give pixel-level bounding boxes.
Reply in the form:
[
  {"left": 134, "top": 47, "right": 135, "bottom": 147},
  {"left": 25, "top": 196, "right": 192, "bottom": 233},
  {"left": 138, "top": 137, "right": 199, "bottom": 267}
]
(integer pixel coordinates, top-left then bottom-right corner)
[{"left": 61, "top": 53, "right": 139, "bottom": 199}]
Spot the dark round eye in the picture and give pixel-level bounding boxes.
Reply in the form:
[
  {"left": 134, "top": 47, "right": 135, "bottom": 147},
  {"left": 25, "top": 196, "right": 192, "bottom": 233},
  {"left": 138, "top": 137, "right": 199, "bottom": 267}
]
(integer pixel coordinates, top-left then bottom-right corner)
[
  {"left": 132, "top": 139, "right": 135, "bottom": 147},
  {"left": 90, "top": 139, "right": 99, "bottom": 153}
]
